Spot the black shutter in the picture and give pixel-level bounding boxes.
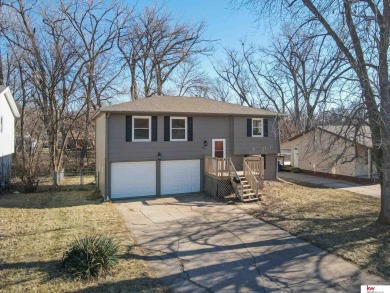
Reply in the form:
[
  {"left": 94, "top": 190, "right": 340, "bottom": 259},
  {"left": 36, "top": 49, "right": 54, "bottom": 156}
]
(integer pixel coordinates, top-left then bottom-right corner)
[
  {"left": 263, "top": 155, "right": 267, "bottom": 169},
  {"left": 152, "top": 116, "right": 157, "bottom": 141},
  {"left": 188, "top": 117, "right": 193, "bottom": 141},
  {"left": 264, "top": 118, "right": 269, "bottom": 137},
  {"left": 164, "top": 116, "right": 170, "bottom": 141},
  {"left": 247, "top": 118, "right": 252, "bottom": 137},
  {"left": 126, "top": 115, "right": 132, "bottom": 142}
]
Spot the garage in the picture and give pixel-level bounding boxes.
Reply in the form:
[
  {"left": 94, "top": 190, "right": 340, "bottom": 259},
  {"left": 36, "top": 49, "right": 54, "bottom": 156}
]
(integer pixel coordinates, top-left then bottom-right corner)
[
  {"left": 111, "top": 161, "right": 156, "bottom": 199},
  {"left": 161, "top": 160, "right": 200, "bottom": 195}
]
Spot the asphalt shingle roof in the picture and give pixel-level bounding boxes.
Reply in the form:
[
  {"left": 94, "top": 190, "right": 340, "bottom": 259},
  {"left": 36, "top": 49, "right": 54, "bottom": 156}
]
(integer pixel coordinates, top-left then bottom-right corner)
[
  {"left": 320, "top": 125, "right": 372, "bottom": 147},
  {"left": 284, "top": 125, "right": 372, "bottom": 148},
  {"left": 99, "top": 95, "right": 279, "bottom": 117}
]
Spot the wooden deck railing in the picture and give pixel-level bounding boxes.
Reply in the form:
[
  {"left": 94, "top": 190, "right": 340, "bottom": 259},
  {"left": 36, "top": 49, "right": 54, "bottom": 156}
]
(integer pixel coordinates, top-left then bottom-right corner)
[
  {"left": 204, "top": 156, "right": 230, "bottom": 178},
  {"left": 243, "top": 156, "right": 265, "bottom": 190},
  {"left": 228, "top": 158, "right": 244, "bottom": 201}
]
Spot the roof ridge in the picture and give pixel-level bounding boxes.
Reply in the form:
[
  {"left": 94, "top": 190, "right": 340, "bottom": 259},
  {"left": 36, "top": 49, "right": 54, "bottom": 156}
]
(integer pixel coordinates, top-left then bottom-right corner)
[{"left": 99, "top": 95, "right": 279, "bottom": 116}]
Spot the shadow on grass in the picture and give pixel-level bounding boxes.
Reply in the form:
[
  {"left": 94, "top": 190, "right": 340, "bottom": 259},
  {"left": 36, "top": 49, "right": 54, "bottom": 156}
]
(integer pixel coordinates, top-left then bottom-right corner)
[
  {"left": 0, "top": 189, "right": 103, "bottom": 209},
  {"left": 0, "top": 257, "right": 166, "bottom": 293},
  {"left": 247, "top": 203, "right": 390, "bottom": 279}
]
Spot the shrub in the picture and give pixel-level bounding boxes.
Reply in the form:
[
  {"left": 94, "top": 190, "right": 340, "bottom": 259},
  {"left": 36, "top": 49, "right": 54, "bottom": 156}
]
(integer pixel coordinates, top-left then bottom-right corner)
[
  {"left": 60, "top": 236, "right": 119, "bottom": 279},
  {"left": 290, "top": 167, "right": 302, "bottom": 173}
]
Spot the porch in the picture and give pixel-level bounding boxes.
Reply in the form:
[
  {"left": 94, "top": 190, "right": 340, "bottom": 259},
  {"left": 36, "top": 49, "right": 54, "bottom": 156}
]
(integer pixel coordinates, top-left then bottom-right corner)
[{"left": 204, "top": 156, "right": 265, "bottom": 202}]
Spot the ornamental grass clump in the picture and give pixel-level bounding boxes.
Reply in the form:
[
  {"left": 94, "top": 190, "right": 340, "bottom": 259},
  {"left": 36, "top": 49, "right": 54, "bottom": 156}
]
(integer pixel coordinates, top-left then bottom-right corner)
[{"left": 60, "top": 236, "right": 119, "bottom": 280}]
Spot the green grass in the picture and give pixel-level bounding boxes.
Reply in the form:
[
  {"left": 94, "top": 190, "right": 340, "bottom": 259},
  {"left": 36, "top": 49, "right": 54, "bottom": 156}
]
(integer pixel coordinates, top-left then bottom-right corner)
[
  {"left": 239, "top": 181, "right": 390, "bottom": 279},
  {"left": 0, "top": 190, "right": 165, "bottom": 292}
]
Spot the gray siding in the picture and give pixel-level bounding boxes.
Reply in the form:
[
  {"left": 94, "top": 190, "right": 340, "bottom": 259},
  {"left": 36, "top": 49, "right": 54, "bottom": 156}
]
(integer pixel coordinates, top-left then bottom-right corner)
[
  {"left": 233, "top": 117, "right": 280, "bottom": 155},
  {"left": 264, "top": 154, "right": 277, "bottom": 180},
  {"left": 231, "top": 154, "right": 277, "bottom": 180},
  {"left": 108, "top": 114, "right": 232, "bottom": 161},
  {"left": 103, "top": 113, "right": 279, "bottom": 196},
  {"left": 0, "top": 154, "right": 12, "bottom": 189},
  {"left": 95, "top": 114, "right": 106, "bottom": 196}
]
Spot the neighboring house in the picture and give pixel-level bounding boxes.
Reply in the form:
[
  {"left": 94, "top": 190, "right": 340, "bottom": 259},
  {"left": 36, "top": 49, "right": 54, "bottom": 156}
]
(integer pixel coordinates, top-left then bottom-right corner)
[
  {"left": 94, "top": 95, "right": 280, "bottom": 200},
  {"left": 0, "top": 86, "right": 20, "bottom": 189},
  {"left": 281, "top": 125, "right": 376, "bottom": 181}
]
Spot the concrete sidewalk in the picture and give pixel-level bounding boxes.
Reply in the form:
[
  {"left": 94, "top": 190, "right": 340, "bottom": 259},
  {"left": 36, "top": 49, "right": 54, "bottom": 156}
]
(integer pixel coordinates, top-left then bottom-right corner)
[
  {"left": 115, "top": 194, "right": 383, "bottom": 292},
  {"left": 279, "top": 172, "right": 381, "bottom": 198}
]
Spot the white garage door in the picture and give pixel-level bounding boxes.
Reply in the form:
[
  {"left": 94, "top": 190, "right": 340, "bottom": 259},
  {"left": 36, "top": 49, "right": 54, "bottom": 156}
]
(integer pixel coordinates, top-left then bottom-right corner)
[
  {"left": 161, "top": 160, "right": 200, "bottom": 195},
  {"left": 111, "top": 161, "right": 156, "bottom": 199}
]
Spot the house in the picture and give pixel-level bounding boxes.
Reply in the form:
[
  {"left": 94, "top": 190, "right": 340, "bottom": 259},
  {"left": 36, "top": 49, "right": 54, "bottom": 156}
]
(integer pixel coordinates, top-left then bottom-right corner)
[
  {"left": 0, "top": 85, "right": 20, "bottom": 189},
  {"left": 94, "top": 95, "right": 281, "bottom": 200},
  {"left": 280, "top": 125, "right": 376, "bottom": 182}
]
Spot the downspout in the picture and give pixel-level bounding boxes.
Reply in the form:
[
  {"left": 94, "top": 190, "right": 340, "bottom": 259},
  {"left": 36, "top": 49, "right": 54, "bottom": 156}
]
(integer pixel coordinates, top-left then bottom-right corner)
[{"left": 105, "top": 112, "right": 110, "bottom": 200}]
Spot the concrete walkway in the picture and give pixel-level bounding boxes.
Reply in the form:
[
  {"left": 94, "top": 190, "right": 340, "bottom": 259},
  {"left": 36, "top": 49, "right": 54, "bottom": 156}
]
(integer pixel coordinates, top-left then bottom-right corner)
[
  {"left": 115, "top": 194, "right": 383, "bottom": 292},
  {"left": 279, "top": 172, "right": 381, "bottom": 198}
]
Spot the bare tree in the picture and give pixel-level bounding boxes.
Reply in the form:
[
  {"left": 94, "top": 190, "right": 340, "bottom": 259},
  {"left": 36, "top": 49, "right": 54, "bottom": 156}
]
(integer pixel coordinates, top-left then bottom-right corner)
[
  {"left": 169, "top": 58, "right": 210, "bottom": 97},
  {"left": 60, "top": 0, "right": 131, "bottom": 168},
  {"left": 239, "top": 0, "right": 390, "bottom": 224},
  {"left": 214, "top": 47, "right": 257, "bottom": 106},
  {"left": 118, "top": 5, "right": 213, "bottom": 99},
  {"left": 216, "top": 27, "right": 348, "bottom": 132},
  {"left": 209, "top": 78, "right": 232, "bottom": 102},
  {"left": 0, "top": 0, "right": 84, "bottom": 184}
]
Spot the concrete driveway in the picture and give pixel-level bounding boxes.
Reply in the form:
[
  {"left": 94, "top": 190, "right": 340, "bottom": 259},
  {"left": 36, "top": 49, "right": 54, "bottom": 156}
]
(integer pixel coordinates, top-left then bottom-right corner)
[
  {"left": 279, "top": 172, "right": 381, "bottom": 198},
  {"left": 115, "top": 194, "right": 383, "bottom": 292}
]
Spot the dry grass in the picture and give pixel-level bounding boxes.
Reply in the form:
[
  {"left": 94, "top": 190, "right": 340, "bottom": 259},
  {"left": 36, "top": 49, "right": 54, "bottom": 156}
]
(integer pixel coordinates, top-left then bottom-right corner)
[
  {"left": 0, "top": 190, "right": 165, "bottom": 292},
  {"left": 239, "top": 181, "right": 390, "bottom": 279}
]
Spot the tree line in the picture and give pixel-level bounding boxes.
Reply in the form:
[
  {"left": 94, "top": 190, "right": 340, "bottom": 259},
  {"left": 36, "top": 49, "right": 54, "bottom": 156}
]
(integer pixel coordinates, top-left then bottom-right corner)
[
  {"left": 1, "top": 0, "right": 389, "bottom": 225},
  {"left": 0, "top": 0, "right": 215, "bottom": 189}
]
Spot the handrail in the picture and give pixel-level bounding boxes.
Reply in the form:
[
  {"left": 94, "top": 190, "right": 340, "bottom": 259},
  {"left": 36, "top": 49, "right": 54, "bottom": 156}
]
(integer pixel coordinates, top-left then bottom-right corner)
[
  {"left": 228, "top": 158, "right": 244, "bottom": 201},
  {"left": 204, "top": 156, "right": 229, "bottom": 177},
  {"left": 243, "top": 159, "right": 259, "bottom": 199},
  {"left": 244, "top": 156, "right": 264, "bottom": 189}
]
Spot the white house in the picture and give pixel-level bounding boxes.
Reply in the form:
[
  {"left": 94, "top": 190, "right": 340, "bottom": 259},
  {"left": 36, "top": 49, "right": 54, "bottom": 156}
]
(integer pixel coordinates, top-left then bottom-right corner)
[{"left": 0, "top": 85, "right": 20, "bottom": 189}]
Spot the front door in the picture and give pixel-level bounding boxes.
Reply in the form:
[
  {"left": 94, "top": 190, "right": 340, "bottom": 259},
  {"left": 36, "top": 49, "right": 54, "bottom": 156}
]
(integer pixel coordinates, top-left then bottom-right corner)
[
  {"left": 293, "top": 147, "right": 299, "bottom": 167},
  {"left": 212, "top": 139, "right": 226, "bottom": 158}
]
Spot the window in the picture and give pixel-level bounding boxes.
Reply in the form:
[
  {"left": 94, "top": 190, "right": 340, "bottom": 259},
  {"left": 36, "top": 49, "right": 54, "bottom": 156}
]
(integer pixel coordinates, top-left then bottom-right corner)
[
  {"left": 170, "top": 117, "right": 187, "bottom": 141},
  {"left": 132, "top": 116, "right": 151, "bottom": 141},
  {"left": 252, "top": 118, "right": 263, "bottom": 137}
]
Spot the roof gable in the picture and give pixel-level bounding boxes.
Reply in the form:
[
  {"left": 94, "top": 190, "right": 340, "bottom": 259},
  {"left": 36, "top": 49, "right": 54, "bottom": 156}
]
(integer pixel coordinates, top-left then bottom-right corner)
[
  {"left": 282, "top": 125, "right": 372, "bottom": 148},
  {"left": 98, "top": 95, "right": 279, "bottom": 117},
  {"left": 0, "top": 86, "right": 20, "bottom": 118}
]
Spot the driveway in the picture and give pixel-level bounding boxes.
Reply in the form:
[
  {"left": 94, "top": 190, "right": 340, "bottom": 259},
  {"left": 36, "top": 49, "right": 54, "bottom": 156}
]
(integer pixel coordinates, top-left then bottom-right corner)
[
  {"left": 115, "top": 194, "right": 383, "bottom": 292},
  {"left": 279, "top": 172, "right": 381, "bottom": 198}
]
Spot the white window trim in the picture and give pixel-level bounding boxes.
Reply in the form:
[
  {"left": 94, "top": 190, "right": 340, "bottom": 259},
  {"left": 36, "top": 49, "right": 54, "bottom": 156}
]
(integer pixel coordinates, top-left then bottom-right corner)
[
  {"left": 132, "top": 115, "right": 151, "bottom": 142},
  {"left": 212, "top": 138, "right": 226, "bottom": 158},
  {"left": 252, "top": 118, "right": 264, "bottom": 137},
  {"left": 170, "top": 116, "right": 187, "bottom": 141}
]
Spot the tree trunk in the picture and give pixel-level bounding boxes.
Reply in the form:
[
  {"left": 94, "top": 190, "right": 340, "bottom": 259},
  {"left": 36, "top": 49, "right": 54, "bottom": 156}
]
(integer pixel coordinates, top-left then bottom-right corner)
[
  {"left": 378, "top": 142, "right": 390, "bottom": 224},
  {"left": 80, "top": 103, "right": 90, "bottom": 170},
  {"left": 130, "top": 53, "right": 138, "bottom": 100}
]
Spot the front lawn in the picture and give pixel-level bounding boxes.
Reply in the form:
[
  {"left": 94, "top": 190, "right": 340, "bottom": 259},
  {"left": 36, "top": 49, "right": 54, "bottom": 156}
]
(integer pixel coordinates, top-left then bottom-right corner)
[
  {"left": 239, "top": 181, "right": 390, "bottom": 279},
  {"left": 0, "top": 190, "right": 164, "bottom": 292}
]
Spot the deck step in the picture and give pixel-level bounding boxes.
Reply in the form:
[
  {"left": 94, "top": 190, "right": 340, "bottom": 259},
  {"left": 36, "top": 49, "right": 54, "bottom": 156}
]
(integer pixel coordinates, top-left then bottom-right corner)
[
  {"left": 243, "top": 188, "right": 253, "bottom": 192},
  {"left": 242, "top": 197, "right": 259, "bottom": 202},
  {"left": 243, "top": 192, "right": 256, "bottom": 198}
]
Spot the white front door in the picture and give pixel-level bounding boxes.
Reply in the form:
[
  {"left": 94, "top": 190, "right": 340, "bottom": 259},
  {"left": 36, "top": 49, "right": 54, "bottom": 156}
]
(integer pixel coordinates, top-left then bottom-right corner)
[
  {"left": 212, "top": 139, "right": 226, "bottom": 158},
  {"left": 293, "top": 147, "right": 299, "bottom": 167},
  {"left": 161, "top": 160, "right": 200, "bottom": 195}
]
